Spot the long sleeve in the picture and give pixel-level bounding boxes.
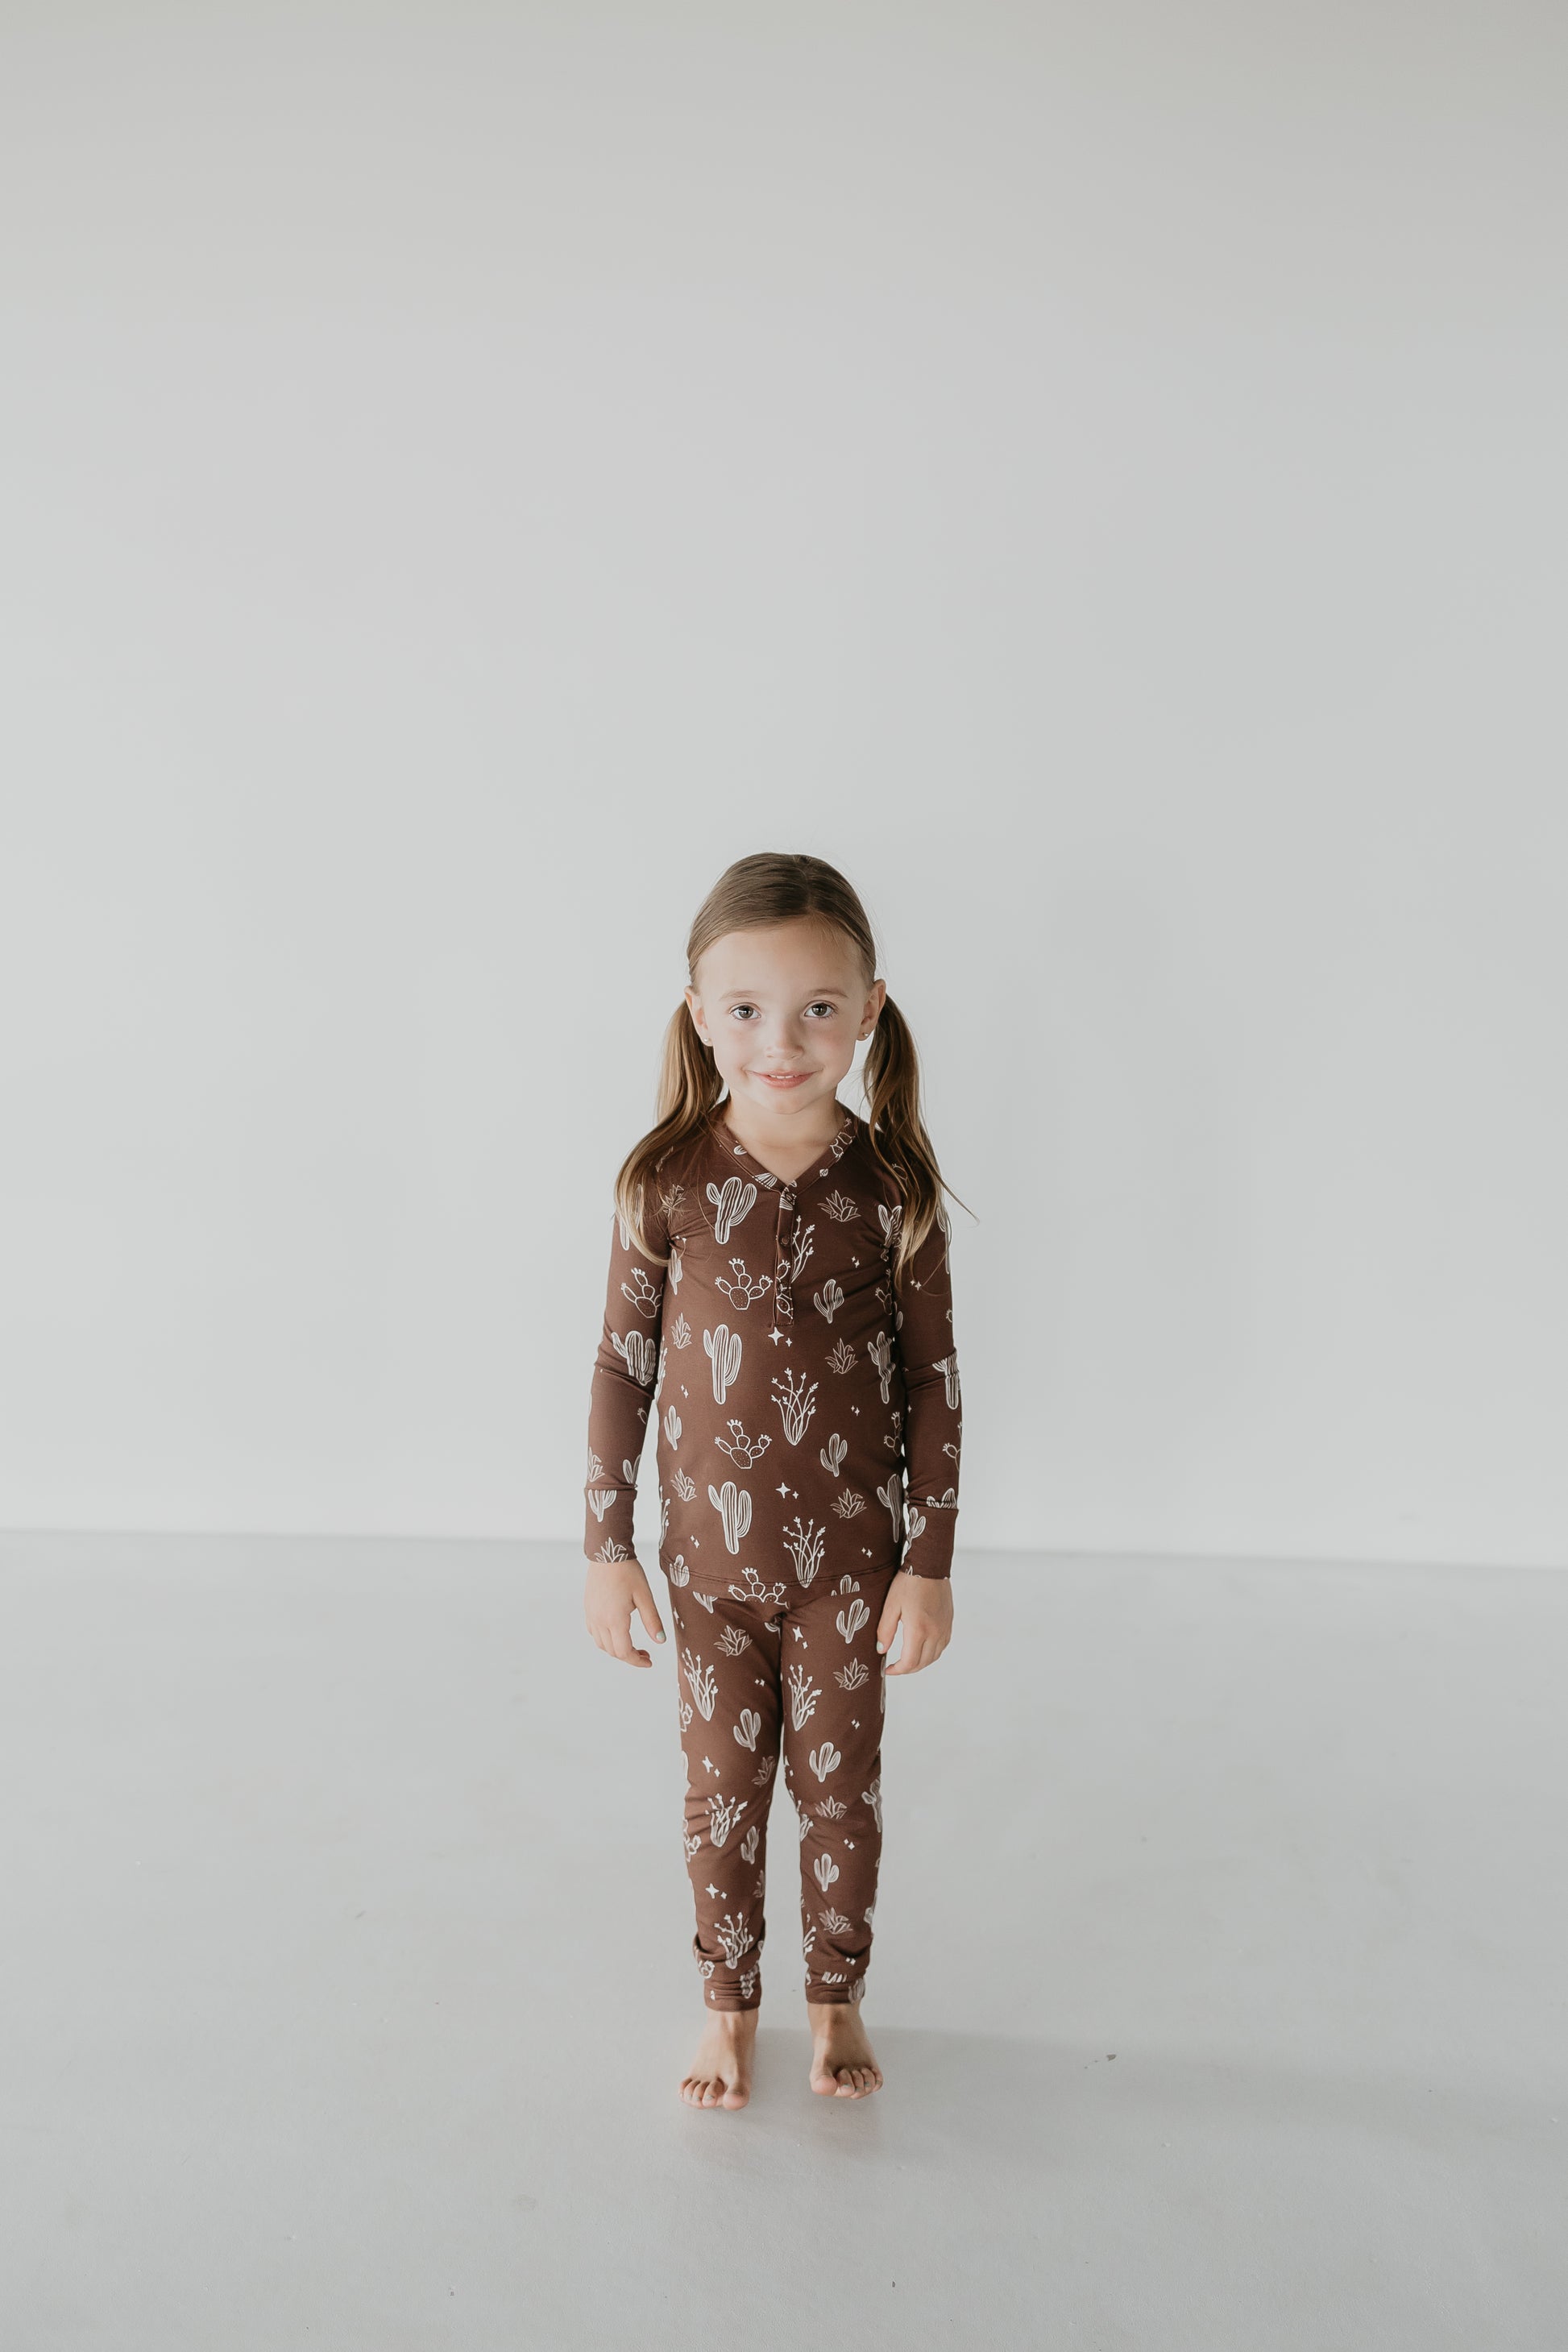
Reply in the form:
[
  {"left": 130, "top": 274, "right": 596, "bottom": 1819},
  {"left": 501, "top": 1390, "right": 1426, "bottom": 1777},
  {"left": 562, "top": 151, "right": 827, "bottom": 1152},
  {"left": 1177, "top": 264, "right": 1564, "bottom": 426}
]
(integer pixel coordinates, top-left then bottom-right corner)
[
  {"left": 583, "top": 1180, "right": 670, "bottom": 1564},
  {"left": 892, "top": 1201, "right": 962, "bottom": 1579}
]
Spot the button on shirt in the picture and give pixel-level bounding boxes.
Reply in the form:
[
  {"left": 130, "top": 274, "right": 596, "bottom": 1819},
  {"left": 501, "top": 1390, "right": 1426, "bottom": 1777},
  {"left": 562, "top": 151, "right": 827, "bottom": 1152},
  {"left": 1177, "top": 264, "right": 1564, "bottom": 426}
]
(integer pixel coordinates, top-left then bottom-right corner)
[{"left": 584, "top": 1102, "right": 962, "bottom": 1588}]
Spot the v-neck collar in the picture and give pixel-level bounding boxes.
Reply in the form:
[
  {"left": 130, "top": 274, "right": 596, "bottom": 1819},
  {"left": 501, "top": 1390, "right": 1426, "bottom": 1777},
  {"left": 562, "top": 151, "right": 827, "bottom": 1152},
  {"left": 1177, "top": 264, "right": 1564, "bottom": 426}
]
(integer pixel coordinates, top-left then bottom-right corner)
[{"left": 708, "top": 1101, "right": 860, "bottom": 1197}]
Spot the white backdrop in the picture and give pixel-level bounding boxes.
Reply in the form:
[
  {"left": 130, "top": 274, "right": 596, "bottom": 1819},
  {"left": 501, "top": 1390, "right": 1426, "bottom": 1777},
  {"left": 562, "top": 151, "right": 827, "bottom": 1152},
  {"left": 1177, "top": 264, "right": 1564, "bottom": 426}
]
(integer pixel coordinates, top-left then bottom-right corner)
[{"left": 2, "top": 2, "right": 1564, "bottom": 1566}]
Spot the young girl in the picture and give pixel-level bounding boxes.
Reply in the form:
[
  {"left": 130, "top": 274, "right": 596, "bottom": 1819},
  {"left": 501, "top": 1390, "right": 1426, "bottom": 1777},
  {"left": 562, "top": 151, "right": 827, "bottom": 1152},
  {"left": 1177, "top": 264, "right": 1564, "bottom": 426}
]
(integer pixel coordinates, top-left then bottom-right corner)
[{"left": 582, "top": 852, "right": 966, "bottom": 2110}]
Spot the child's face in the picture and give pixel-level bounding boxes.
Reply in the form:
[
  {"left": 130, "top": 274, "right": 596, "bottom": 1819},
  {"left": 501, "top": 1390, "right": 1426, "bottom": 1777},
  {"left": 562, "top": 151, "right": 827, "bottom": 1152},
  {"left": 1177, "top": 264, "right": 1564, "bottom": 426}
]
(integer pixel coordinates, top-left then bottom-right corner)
[{"left": 684, "top": 923, "right": 885, "bottom": 1120}]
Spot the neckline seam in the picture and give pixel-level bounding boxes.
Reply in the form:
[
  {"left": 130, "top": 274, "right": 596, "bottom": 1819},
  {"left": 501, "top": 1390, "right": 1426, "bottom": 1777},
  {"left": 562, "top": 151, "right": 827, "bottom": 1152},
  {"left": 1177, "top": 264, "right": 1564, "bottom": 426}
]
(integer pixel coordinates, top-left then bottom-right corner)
[{"left": 708, "top": 1103, "right": 859, "bottom": 1193}]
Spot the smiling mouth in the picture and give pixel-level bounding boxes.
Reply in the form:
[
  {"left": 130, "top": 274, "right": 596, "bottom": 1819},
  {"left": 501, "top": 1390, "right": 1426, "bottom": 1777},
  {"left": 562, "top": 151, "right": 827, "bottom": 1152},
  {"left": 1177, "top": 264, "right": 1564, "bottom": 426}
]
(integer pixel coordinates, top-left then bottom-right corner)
[{"left": 756, "top": 1071, "right": 810, "bottom": 1084}]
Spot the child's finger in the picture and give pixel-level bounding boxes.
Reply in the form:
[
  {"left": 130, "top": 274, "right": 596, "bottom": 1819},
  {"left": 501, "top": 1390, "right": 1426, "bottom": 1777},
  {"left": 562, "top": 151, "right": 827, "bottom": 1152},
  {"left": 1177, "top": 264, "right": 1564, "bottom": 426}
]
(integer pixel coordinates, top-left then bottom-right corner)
[
  {"left": 606, "top": 1608, "right": 651, "bottom": 1668},
  {"left": 635, "top": 1588, "right": 667, "bottom": 1650}
]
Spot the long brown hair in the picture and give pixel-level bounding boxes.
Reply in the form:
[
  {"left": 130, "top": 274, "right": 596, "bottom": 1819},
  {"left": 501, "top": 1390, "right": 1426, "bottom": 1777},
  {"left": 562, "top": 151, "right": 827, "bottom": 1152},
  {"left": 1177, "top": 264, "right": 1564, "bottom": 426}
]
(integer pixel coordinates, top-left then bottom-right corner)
[{"left": 612, "top": 851, "right": 972, "bottom": 1284}]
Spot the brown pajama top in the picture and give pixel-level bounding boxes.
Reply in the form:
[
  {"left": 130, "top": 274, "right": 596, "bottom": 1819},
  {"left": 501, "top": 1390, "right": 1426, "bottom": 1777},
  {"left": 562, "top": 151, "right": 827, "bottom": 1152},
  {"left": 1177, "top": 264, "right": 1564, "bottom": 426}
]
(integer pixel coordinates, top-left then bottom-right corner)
[
  {"left": 583, "top": 1098, "right": 963, "bottom": 2010},
  {"left": 583, "top": 1100, "right": 963, "bottom": 1591}
]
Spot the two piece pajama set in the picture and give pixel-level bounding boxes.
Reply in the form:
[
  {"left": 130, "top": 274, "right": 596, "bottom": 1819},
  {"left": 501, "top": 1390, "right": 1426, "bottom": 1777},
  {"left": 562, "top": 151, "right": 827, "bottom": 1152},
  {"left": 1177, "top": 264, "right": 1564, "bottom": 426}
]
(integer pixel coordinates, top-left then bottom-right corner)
[{"left": 583, "top": 1098, "right": 962, "bottom": 2010}]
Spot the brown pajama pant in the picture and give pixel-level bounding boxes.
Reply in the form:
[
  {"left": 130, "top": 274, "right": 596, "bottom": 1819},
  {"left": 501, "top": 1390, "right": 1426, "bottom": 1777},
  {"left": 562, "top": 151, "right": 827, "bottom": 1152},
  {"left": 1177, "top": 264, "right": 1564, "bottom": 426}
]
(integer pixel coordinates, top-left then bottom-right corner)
[{"left": 667, "top": 1561, "right": 898, "bottom": 2011}]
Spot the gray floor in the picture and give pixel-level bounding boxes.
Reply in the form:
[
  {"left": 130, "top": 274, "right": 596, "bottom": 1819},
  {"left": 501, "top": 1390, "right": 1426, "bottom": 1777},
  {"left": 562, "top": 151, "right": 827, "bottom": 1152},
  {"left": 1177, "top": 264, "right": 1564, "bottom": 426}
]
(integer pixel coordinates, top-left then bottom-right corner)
[{"left": 2, "top": 1533, "right": 1563, "bottom": 2350}]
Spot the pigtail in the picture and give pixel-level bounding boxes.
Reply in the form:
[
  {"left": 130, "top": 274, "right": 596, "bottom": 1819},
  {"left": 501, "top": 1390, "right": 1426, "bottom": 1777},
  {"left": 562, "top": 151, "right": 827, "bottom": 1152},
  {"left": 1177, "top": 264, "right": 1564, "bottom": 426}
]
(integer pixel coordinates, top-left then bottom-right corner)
[
  {"left": 861, "top": 993, "right": 973, "bottom": 1285},
  {"left": 611, "top": 1002, "right": 723, "bottom": 1267}
]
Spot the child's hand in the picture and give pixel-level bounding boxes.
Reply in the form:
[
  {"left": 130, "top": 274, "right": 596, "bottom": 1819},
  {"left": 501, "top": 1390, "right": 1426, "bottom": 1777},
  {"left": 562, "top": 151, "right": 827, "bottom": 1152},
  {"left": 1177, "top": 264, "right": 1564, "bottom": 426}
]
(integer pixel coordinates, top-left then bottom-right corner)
[
  {"left": 583, "top": 1558, "right": 667, "bottom": 1668},
  {"left": 876, "top": 1569, "right": 953, "bottom": 1674}
]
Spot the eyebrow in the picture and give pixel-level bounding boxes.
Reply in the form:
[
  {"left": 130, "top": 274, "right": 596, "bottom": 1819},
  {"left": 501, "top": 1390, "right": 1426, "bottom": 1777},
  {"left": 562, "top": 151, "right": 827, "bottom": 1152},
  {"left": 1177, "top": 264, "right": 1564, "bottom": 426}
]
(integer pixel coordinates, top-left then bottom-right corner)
[{"left": 717, "top": 986, "right": 849, "bottom": 1005}]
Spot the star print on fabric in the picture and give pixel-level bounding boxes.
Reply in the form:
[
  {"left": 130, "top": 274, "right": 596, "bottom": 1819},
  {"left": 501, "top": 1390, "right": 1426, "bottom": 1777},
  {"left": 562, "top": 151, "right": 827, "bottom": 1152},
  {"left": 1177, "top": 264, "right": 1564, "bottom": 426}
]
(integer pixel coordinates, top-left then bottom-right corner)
[
  {"left": 777, "top": 1481, "right": 790, "bottom": 1497},
  {"left": 706, "top": 1884, "right": 719, "bottom": 1896}
]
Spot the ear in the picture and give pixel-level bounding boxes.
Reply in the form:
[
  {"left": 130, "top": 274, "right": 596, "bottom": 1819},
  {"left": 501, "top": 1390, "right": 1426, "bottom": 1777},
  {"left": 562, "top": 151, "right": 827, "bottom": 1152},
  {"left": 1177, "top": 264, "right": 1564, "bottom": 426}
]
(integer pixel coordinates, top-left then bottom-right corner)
[{"left": 682, "top": 985, "right": 708, "bottom": 1046}]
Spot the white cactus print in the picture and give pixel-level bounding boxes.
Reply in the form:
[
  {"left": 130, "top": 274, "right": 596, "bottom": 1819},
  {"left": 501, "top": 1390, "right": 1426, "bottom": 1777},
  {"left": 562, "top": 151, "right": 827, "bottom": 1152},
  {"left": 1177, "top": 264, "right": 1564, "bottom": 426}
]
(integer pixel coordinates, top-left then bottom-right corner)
[
  {"left": 740, "top": 1823, "right": 761, "bottom": 1864},
  {"left": 716, "top": 1257, "right": 771, "bottom": 1310},
  {"left": 732, "top": 1707, "right": 761, "bottom": 1753},
  {"left": 819, "top": 1906, "right": 851, "bottom": 1933},
  {"left": 803, "top": 1924, "right": 816, "bottom": 1958},
  {"left": 666, "top": 1550, "right": 691, "bottom": 1586},
  {"left": 867, "top": 1330, "right": 895, "bottom": 1403},
  {"left": 681, "top": 1648, "right": 719, "bottom": 1720},
  {"left": 662, "top": 1404, "right": 681, "bottom": 1446},
  {"left": 877, "top": 1475, "right": 904, "bottom": 1545},
  {"left": 783, "top": 1515, "right": 826, "bottom": 1587},
  {"left": 707, "top": 1792, "right": 749, "bottom": 1848},
  {"left": 707, "top": 1479, "right": 751, "bottom": 1553},
  {"left": 682, "top": 1829, "right": 700, "bottom": 1857},
  {"left": 612, "top": 1328, "right": 657, "bottom": 1388},
  {"left": 836, "top": 1597, "right": 870, "bottom": 1642},
  {"left": 827, "top": 1336, "right": 856, "bottom": 1373},
  {"left": 819, "top": 1433, "right": 847, "bottom": 1476},
  {"left": 669, "top": 1310, "right": 692, "bottom": 1349},
  {"left": 935, "top": 1354, "right": 961, "bottom": 1409},
  {"left": 671, "top": 1470, "right": 696, "bottom": 1502},
  {"left": 771, "top": 1367, "right": 819, "bottom": 1444},
  {"left": 678, "top": 1701, "right": 694, "bottom": 1734},
  {"left": 586, "top": 1488, "right": 616, "bottom": 1523},
  {"left": 591, "top": 1534, "right": 631, "bottom": 1563},
  {"left": 707, "top": 1176, "right": 757, "bottom": 1243},
  {"left": 862, "top": 1773, "right": 883, "bottom": 1834},
  {"left": 808, "top": 1740, "right": 841, "bottom": 1782},
  {"left": 815, "top": 1795, "right": 848, "bottom": 1819},
  {"left": 715, "top": 1419, "right": 772, "bottom": 1469},
  {"left": 821, "top": 1190, "right": 858, "bottom": 1223},
  {"left": 725, "top": 1564, "right": 789, "bottom": 1607},
  {"left": 787, "top": 1664, "right": 822, "bottom": 1731},
  {"left": 715, "top": 1913, "right": 754, "bottom": 1965},
  {"left": 835, "top": 1658, "right": 869, "bottom": 1690},
  {"left": 832, "top": 1489, "right": 865, "bottom": 1520},
  {"left": 620, "top": 1266, "right": 661, "bottom": 1319},
  {"left": 585, "top": 1444, "right": 604, "bottom": 1483},
  {"left": 787, "top": 1219, "right": 815, "bottom": 1281},
  {"left": 902, "top": 1505, "right": 927, "bottom": 1553},
  {"left": 704, "top": 1322, "right": 742, "bottom": 1404},
  {"left": 716, "top": 1624, "right": 753, "bottom": 1658},
  {"left": 813, "top": 1852, "right": 840, "bottom": 1892},
  {"left": 877, "top": 1201, "right": 903, "bottom": 1249}
]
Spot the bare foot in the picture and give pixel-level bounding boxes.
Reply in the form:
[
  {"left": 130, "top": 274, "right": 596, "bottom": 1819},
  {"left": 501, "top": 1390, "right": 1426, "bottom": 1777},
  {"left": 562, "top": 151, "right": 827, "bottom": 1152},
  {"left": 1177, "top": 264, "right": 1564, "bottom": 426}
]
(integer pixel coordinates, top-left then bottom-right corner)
[
  {"left": 679, "top": 2006, "right": 758, "bottom": 2109},
  {"left": 807, "top": 1999, "right": 883, "bottom": 2097}
]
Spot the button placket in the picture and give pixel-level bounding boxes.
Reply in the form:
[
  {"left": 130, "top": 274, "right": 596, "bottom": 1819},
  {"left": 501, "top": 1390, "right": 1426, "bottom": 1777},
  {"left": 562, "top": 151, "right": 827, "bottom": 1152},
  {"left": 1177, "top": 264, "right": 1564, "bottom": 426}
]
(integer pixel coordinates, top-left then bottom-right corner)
[{"left": 773, "top": 1186, "right": 797, "bottom": 1338}]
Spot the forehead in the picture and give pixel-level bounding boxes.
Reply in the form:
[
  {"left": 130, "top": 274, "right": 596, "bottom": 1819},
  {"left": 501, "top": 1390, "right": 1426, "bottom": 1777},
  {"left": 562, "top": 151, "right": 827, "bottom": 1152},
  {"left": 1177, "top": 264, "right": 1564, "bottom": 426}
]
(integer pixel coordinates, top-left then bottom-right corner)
[{"left": 696, "top": 923, "right": 861, "bottom": 993}]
